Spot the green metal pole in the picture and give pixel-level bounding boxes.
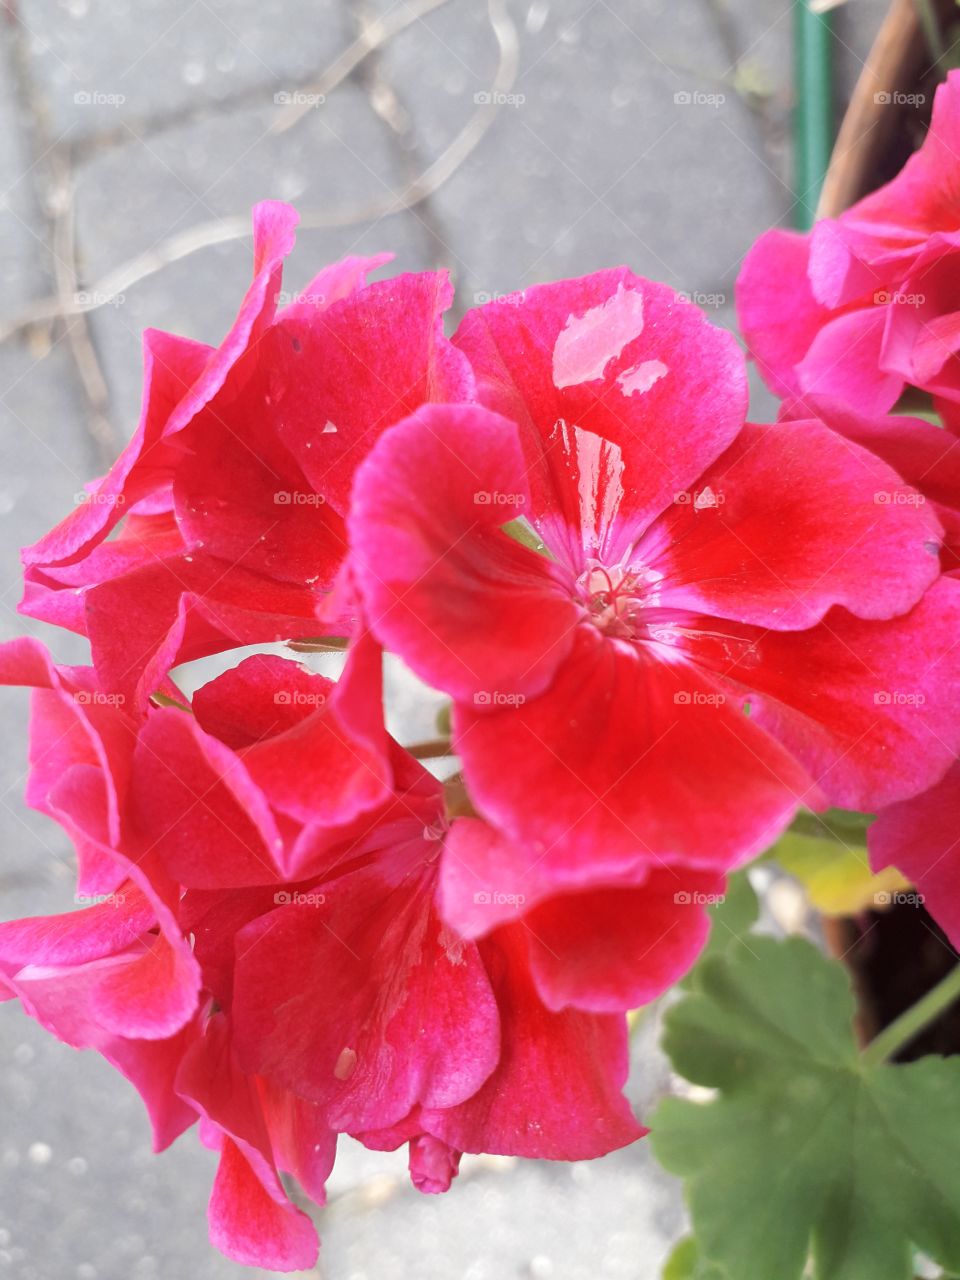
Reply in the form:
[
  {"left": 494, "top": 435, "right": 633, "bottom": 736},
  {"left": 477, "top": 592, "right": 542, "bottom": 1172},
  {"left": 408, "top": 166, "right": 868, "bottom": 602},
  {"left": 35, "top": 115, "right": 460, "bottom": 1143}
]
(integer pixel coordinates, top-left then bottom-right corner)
[{"left": 794, "top": 0, "right": 834, "bottom": 229}]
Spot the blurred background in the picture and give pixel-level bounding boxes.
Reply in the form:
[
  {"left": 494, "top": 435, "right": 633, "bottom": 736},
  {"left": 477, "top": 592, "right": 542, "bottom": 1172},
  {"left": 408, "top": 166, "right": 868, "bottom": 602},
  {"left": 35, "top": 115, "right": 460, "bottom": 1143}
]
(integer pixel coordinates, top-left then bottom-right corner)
[{"left": 0, "top": 1, "right": 890, "bottom": 1276}]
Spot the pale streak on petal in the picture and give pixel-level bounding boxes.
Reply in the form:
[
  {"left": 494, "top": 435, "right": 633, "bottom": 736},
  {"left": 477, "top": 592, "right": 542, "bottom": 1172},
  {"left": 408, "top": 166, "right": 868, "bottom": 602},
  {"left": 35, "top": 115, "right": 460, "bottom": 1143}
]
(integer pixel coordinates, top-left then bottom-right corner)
[
  {"left": 550, "top": 418, "right": 625, "bottom": 558},
  {"left": 552, "top": 283, "right": 646, "bottom": 388},
  {"left": 617, "top": 358, "right": 668, "bottom": 396}
]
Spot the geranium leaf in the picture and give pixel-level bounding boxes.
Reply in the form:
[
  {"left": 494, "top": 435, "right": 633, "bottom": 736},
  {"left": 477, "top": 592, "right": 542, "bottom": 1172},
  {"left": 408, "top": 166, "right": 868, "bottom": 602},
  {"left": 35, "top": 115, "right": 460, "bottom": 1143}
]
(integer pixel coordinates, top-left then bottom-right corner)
[
  {"left": 652, "top": 936, "right": 960, "bottom": 1280},
  {"left": 680, "top": 870, "right": 759, "bottom": 990},
  {"left": 771, "top": 830, "right": 910, "bottom": 915},
  {"left": 662, "top": 1236, "right": 728, "bottom": 1279}
]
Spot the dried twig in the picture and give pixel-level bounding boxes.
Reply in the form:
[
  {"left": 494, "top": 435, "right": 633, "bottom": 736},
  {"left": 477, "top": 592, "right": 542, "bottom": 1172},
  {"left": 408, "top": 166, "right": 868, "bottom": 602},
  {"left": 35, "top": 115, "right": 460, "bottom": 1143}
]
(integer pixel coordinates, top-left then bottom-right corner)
[{"left": 0, "top": 0, "right": 519, "bottom": 345}]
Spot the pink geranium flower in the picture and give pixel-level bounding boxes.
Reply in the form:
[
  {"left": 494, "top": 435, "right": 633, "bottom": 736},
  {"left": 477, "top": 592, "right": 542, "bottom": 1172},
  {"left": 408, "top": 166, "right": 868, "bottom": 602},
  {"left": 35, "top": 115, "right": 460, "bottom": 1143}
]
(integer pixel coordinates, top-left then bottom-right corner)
[
  {"left": 20, "top": 201, "right": 473, "bottom": 710},
  {"left": 737, "top": 72, "right": 960, "bottom": 421},
  {"left": 347, "top": 271, "right": 960, "bottom": 929},
  {"left": 0, "top": 641, "right": 645, "bottom": 1269}
]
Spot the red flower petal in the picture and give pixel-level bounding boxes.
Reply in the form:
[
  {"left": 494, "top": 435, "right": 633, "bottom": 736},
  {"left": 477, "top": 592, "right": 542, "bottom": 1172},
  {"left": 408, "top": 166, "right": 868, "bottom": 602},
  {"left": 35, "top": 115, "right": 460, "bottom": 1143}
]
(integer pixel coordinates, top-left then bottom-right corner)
[
  {"left": 455, "top": 625, "right": 811, "bottom": 882},
  {"left": 349, "top": 403, "right": 579, "bottom": 703},
  {"left": 870, "top": 761, "right": 960, "bottom": 949},
  {"left": 653, "top": 418, "right": 942, "bottom": 628},
  {"left": 455, "top": 269, "right": 746, "bottom": 550}
]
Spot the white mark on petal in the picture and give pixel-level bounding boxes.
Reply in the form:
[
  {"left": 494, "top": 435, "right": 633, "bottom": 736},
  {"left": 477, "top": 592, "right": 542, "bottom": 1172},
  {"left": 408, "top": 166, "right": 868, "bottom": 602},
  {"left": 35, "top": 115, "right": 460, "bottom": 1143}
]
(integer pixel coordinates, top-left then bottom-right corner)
[
  {"left": 552, "top": 283, "right": 645, "bottom": 389},
  {"left": 617, "top": 358, "right": 668, "bottom": 396}
]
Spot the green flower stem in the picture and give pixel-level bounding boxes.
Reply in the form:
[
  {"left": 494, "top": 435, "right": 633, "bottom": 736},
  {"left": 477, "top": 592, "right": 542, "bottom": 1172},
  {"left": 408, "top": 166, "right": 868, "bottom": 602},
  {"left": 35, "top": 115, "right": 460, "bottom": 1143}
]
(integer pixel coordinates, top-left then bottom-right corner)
[
  {"left": 914, "top": 0, "right": 944, "bottom": 63},
  {"left": 862, "top": 964, "right": 960, "bottom": 1067},
  {"left": 794, "top": 0, "right": 834, "bottom": 229}
]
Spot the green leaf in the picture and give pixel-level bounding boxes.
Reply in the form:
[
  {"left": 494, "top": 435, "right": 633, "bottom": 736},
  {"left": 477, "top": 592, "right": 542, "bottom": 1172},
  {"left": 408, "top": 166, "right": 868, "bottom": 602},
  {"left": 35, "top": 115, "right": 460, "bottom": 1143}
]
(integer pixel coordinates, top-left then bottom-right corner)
[
  {"left": 771, "top": 831, "right": 909, "bottom": 916},
  {"left": 652, "top": 936, "right": 960, "bottom": 1280},
  {"left": 663, "top": 1236, "right": 728, "bottom": 1280},
  {"left": 680, "top": 871, "right": 759, "bottom": 990}
]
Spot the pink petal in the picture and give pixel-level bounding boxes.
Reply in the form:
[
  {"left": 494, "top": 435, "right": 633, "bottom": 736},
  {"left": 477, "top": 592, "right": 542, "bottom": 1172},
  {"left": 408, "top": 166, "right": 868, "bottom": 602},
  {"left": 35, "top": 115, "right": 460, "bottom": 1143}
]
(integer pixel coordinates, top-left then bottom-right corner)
[
  {"left": 232, "top": 855, "right": 500, "bottom": 1133},
  {"left": 700, "top": 576, "right": 960, "bottom": 811},
  {"left": 349, "top": 404, "right": 579, "bottom": 703},
  {"left": 208, "top": 1138, "right": 319, "bottom": 1272},
  {"left": 455, "top": 625, "right": 811, "bottom": 885},
  {"left": 422, "top": 926, "right": 643, "bottom": 1160},
  {"left": 736, "top": 228, "right": 831, "bottom": 399},
  {"left": 274, "top": 271, "right": 475, "bottom": 515},
  {"left": 796, "top": 307, "right": 903, "bottom": 415},
  {"left": 455, "top": 270, "right": 747, "bottom": 554},
  {"left": 131, "top": 708, "right": 284, "bottom": 889},
  {"left": 652, "top": 418, "right": 942, "bottom": 628},
  {"left": 870, "top": 761, "right": 960, "bottom": 948}
]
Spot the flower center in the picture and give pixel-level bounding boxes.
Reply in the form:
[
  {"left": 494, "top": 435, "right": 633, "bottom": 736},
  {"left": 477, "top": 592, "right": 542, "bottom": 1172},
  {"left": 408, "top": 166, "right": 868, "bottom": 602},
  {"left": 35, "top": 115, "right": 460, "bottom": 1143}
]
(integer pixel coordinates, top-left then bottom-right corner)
[{"left": 577, "top": 558, "right": 661, "bottom": 639}]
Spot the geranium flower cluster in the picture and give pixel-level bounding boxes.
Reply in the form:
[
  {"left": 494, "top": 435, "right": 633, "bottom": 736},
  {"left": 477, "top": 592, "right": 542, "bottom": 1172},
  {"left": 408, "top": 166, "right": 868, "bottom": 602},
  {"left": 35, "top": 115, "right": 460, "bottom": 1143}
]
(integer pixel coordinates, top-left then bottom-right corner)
[
  {"left": 2, "top": 172, "right": 960, "bottom": 1268},
  {"left": 738, "top": 68, "right": 960, "bottom": 957}
]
